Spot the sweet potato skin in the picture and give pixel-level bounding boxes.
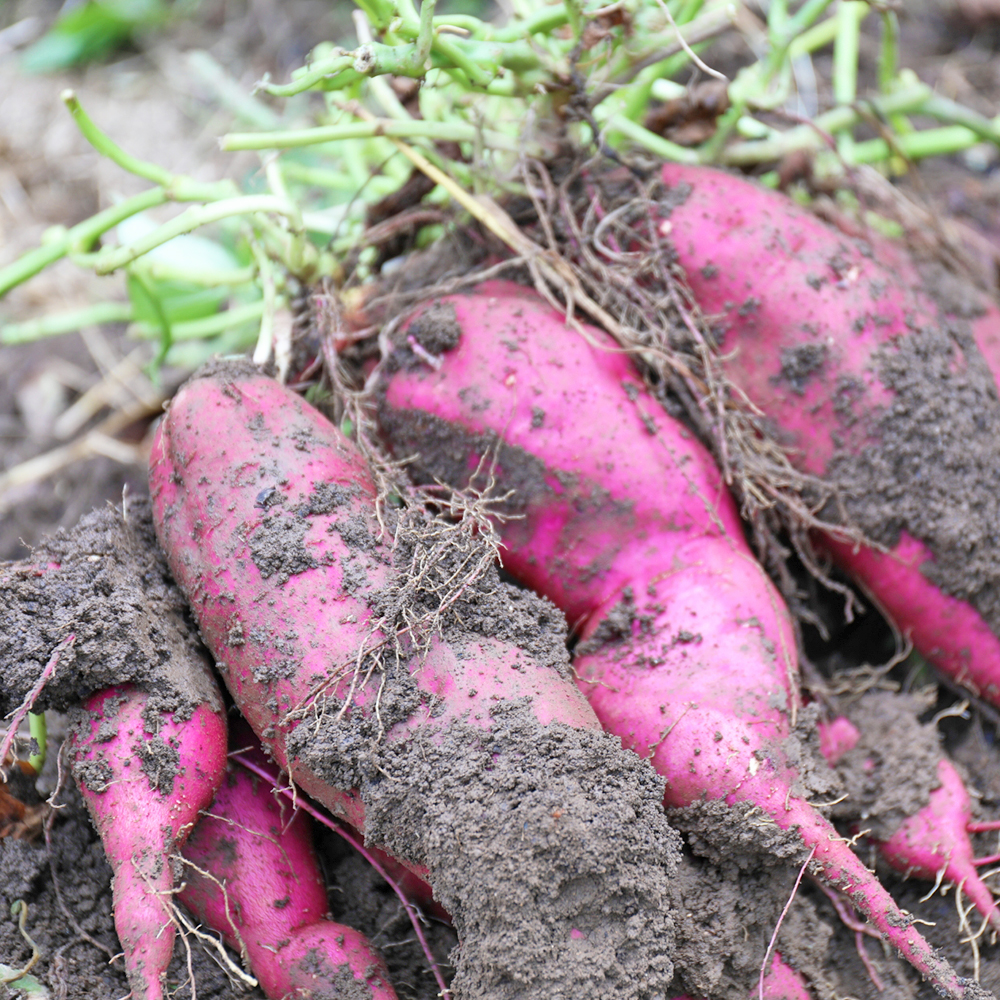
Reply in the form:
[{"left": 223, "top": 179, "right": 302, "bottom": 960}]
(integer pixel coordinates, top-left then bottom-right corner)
[
  {"left": 150, "top": 360, "right": 681, "bottom": 1000},
  {"left": 375, "top": 280, "right": 978, "bottom": 1000},
  {"left": 377, "top": 279, "right": 801, "bottom": 801},
  {"left": 818, "top": 713, "right": 1000, "bottom": 932},
  {"left": 69, "top": 680, "right": 227, "bottom": 1000},
  {"left": 149, "top": 362, "right": 596, "bottom": 820},
  {"left": 658, "top": 162, "right": 1000, "bottom": 707},
  {"left": 180, "top": 736, "right": 398, "bottom": 1000}
]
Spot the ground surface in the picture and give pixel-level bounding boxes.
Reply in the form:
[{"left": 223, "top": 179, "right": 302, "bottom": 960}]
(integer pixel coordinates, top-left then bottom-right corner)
[{"left": 6, "top": 2, "right": 1000, "bottom": 999}]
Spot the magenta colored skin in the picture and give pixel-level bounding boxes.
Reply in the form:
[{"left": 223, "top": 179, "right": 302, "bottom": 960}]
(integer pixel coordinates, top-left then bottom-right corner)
[
  {"left": 658, "top": 162, "right": 1000, "bottom": 708},
  {"left": 880, "top": 759, "right": 1000, "bottom": 933},
  {"left": 378, "top": 280, "right": 972, "bottom": 999},
  {"left": 824, "top": 533, "right": 1000, "bottom": 703},
  {"left": 383, "top": 281, "right": 758, "bottom": 639},
  {"left": 180, "top": 749, "right": 397, "bottom": 999},
  {"left": 69, "top": 682, "right": 227, "bottom": 1000},
  {"left": 149, "top": 366, "right": 598, "bottom": 865},
  {"left": 972, "top": 300, "right": 1000, "bottom": 378},
  {"left": 816, "top": 715, "right": 861, "bottom": 767},
  {"left": 816, "top": 717, "right": 1000, "bottom": 933},
  {"left": 757, "top": 951, "right": 812, "bottom": 1000},
  {"left": 671, "top": 951, "right": 811, "bottom": 1000}
]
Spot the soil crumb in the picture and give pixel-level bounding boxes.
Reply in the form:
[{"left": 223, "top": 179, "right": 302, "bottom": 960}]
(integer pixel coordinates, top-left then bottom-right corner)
[
  {"left": 830, "top": 691, "right": 941, "bottom": 840},
  {"left": 0, "top": 498, "right": 220, "bottom": 719},
  {"left": 296, "top": 700, "right": 679, "bottom": 1000},
  {"left": 827, "top": 321, "right": 1000, "bottom": 640},
  {"left": 666, "top": 848, "right": 803, "bottom": 1000},
  {"left": 285, "top": 507, "right": 681, "bottom": 1000}
]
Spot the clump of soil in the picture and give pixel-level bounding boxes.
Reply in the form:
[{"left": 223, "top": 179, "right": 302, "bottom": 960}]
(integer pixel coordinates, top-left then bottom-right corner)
[
  {"left": 299, "top": 699, "right": 679, "bottom": 1000},
  {"left": 827, "top": 319, "right": 1000, "bottom": 636},
  {"left": 829, "top": 691, "right": 942, "bottom": 840},
  {"left": 666, "top": 848, "right": 807, "bottom": 999},
  {"left": 0, "top": 498, "right": 218, "bottom": 720},
  {"left": 282, "top": 477, "right": 683, "bottom": 1000}
]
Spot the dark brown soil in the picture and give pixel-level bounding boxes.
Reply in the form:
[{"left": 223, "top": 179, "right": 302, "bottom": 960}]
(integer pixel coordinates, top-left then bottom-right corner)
[
  {"left": 830, "top": 692, "right": 943, "bottom": 840},
  {"left": 828, "top": 320, "right": 1000, "bottom": 635},
  {"left": 0, "top": 500, "right": 216, "bottom": 720}
]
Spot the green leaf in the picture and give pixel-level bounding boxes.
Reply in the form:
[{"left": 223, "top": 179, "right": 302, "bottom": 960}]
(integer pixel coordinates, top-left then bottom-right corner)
[
  {"left": 21, "top": 0, "right": 169, "bottom": 74},
  {"left": 126, "top": 271, "right": 172, "bottom": 372},
  {"left": 0, "top": 964, "right": 49, "bottom": 996}
]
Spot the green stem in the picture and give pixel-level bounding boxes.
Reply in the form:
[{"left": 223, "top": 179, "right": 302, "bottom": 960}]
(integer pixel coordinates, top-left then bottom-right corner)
[
  {"left": 131, "top": 299, "right": 268, "bottom": 341},
  {"left": 787, "top": 13, "right": 838, "bottom": 58},
  {"left": 394, "top": 0, "right": 421, "bottom": 27},
  {"left": 701, "top": 0, "right": 839, "bottom": 159},
  {"left": 129, "top": 268, "right": 173, "bottom": 369},
  {"left": 2, "top": 302, "right": 134, "bottom": 343},
  {"left": 62, "top": 90, "right": 237, "bottom": 201},
  {"left": 94, "top": 195, "right": 302, "bottom": 275},
  {"left": 143, "top": 262, "right": 256, "bottom": 286},
  {"left": 760, "top": 0, "right": 830, "bottom": 79},
  {"left": 833, "top": 3, "right": 864, "bottom": 105},
  {"left": 677, "top": 0, "right": 706, "bottom": 22},
  {"left": 0, "top": 188, "right": 164, "bottom": 297},
  {"left": 769, "top": 0, "right": 789, "bottom": 35},
  {"left": 353, "top": 0, "right": 395, "bottom": 30},
  {"left": 919, "top": 93, "right": 1000, "bottom": 145},
  {"left": 878, "top": 10, "right": 900, "bottom": 93},
  {"left": 564, "top": 0, "right": 583, "bottom": 41},
  {"left": 263, "top": 52, "right": 357, "bottom": 97},
  {"left": 850, "top": 123, "right": 994, "bottom": 164},
  {"left": 27, "top": 714, "right": 46, "bottom": 776},
  {"left": 833, "top": 1, "right": 865, "bottom": 158},
  {"left": 222, "top": 119, "right": 538, "bottom": 155},
  {"left": 602, "top": 2, "right": 736, "bottom": 89},
  {"left": 604, "top": 114, "right": 700, "bottom": 163},
  {"left": 494, "top": 6, "right": 568, "bottom": 41},
  {"left": 431, "top": 33, "right": 496, "bottom": 88},
  {"left": 416, "top": 0, "right": 436, "bottom": 66},
  {"left": 63, "top": 90, "right": 170, "bottom": 185},
  {"left": 720, "top": 82, "right": 932, "bottom": 165},
  {"left": 279, "top": 160, "right": 402, "bottom": 194}
]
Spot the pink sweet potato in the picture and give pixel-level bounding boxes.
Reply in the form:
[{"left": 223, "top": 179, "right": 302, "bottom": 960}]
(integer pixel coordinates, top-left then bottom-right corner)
[
  {"left": 0, "top": 503, "right": 230, "bottom": 1000},
  {"left": 672, "top": 952, "right": 812, "bottom": 1000},
  {"left": 374, "top": 279, "right": 978, "bottom": 998},
  {"left": 149, "top": 360, "right": 680, "bottom": 1000},
  {"left": 68, "top": 678, "right": 227, "bottom": 1000},
  {"left": 818, "top": 713, "right": 1000, "bottom": 932},
  {"left": 656, "top": 162, "right": 1000, "bottom": 707},
  {"left": 179, "top": 732, "right": 398, "bottom": 1000},
  {"left": 883, "top": 759, "right": 1000, "bottom": 932}
]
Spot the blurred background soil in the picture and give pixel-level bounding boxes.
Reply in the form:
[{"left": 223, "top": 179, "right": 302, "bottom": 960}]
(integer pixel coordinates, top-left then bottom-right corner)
[
  {"left": 0, "top": 0, "right": 355, "bottom": 558},
  {"left": 5, "top": 2, "right": 1000, "bottom": 999}
]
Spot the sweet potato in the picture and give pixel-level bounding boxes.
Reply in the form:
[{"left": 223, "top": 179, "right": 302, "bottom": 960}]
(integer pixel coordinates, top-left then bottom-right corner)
[
  {"left": 656, "top": 162, "right": 1000, "bottom": 708},
  {"left": 149, "top": 360, "right": 680, "bottom": 1000},
  {"left": 671, "top": 952, "right": 811, "bottom": 1000},
  {"left": 374, "top": 279, "right": 979, "bottom": 999},
  {"left": 0, "top": 503, "right": 229, "bottom": 1000},
  {"left": 68, "top": 679, "right": 227, "bottom": 1000},
  {"left": 818, "top": 707, "right": 1000, "bottom": 933},
  {"left": 179, "top": 729, "right": 398, "bottom": 1000}
]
